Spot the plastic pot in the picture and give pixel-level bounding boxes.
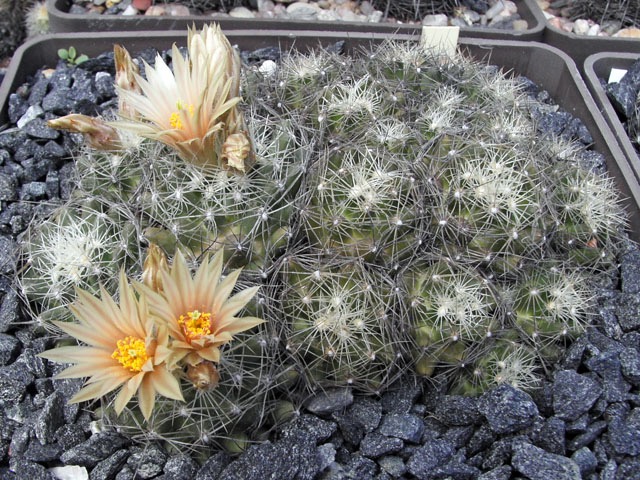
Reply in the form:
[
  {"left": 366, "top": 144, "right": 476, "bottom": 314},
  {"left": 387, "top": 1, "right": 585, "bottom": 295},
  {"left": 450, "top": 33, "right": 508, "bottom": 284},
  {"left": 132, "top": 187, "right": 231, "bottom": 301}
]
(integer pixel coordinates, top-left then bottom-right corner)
[
  {"left": 46, "top": 0, "right": 546, "bottom": 40},
  {"left": 526, "top": 0, "right": 640, "bottom": 74},
  {"left": 584, "top": 52, "right": 640, "bottom": 202},
  {"left": 0, "top": 30, "right": 637, "bottom": 241}
]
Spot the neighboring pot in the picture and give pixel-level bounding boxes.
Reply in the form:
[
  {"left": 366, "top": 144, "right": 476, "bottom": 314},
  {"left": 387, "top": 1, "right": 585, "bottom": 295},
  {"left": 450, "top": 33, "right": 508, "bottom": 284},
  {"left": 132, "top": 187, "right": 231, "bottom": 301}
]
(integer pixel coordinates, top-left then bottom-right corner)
[
  {"left": 46, "top": 0, "right": 546, "bottom": 40},
  {"left": 584, "top": 52, "right": 640, "bottom": 198},
  {"left": 526, "top": 0, "right": 640, "bottom": 74}
]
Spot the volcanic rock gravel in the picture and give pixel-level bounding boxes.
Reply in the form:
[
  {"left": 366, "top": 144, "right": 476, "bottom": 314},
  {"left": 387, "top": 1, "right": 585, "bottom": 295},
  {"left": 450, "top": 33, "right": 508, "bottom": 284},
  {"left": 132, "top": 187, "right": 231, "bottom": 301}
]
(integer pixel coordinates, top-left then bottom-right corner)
[{"left": 0, "top": 43, "right": 639, "bottom": 479}]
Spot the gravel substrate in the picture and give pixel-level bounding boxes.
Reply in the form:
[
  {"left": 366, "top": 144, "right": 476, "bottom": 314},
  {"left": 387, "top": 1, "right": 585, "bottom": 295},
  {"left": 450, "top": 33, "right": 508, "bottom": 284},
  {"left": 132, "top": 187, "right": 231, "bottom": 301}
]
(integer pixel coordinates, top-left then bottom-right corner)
[
  {"left": 0, "top": 43, "right": 639, "bottom": 480},
  {"left": 65, "top": 0, "right": 529, "bottom": 30}
]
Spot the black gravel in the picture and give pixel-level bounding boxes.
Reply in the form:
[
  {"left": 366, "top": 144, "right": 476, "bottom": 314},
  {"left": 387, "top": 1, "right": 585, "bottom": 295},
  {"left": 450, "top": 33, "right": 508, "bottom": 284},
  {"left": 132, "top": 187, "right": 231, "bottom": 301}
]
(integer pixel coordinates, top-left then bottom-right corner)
[{"left": 0, "top": 43, "right": 639, "bottom": 479}]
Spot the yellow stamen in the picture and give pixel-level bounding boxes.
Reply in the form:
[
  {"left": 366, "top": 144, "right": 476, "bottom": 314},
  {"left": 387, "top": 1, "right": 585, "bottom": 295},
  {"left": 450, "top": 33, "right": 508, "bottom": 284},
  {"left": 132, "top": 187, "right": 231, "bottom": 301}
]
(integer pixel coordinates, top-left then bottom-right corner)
[
  {"left": 170, "top": 112, "right": 183, "bottom": 130},
  {"left": 170, "top": 102, "right": 195, "bottom": 130},
  {"left": 111, "top": 336, "right": 148, "bottom": 373},
  {"left": 178, "top": 310, "right": 212, "bottom": 341}
]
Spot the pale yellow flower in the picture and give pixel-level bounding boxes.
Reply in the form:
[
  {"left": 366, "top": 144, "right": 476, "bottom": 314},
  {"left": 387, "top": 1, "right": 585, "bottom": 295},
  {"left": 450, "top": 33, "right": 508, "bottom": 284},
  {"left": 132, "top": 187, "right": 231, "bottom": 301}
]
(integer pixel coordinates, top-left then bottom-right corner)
[
  {"left": 113, "top": 24, "right": 248, "bottom": 170},
  {"left": 38, "top": 271, "right": 184, "bottom": 420},
  {"left": 138, "top": 250, "right": 264, "bottom": 367}
]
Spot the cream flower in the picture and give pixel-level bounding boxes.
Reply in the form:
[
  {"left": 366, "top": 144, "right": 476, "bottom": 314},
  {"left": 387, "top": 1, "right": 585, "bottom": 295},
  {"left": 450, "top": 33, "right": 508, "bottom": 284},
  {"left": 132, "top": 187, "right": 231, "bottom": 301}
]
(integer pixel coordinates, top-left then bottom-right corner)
[
  {"left": 38, "top": 271, "right": 184, "bottom": 420},
  {"left": 113, "top": 24, "right": 250, "bottom": 170},
  {"left": 138, "top": 250, "right": 264, "bottom": 367}
]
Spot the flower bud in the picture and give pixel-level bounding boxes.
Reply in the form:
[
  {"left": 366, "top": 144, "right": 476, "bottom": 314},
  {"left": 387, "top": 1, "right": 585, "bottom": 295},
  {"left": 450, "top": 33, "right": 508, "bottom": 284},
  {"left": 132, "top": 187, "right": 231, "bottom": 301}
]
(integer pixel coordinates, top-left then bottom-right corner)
[
  {"left": 186, "top": 361, "right": 220, "bottom": 390},
  {"left": 48, "top": 114, "right": 121, "bottom": 150}
]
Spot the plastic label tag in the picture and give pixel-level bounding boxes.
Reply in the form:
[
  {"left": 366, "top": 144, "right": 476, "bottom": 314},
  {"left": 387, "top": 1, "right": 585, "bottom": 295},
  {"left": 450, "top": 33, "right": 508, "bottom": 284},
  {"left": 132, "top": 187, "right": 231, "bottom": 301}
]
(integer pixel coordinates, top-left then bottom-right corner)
[
  {"left": 420, "top": 26, "right": 460, "bottom": 58},
  {"left": 608, "top": 68, "right": 628, "bottom": 84}
]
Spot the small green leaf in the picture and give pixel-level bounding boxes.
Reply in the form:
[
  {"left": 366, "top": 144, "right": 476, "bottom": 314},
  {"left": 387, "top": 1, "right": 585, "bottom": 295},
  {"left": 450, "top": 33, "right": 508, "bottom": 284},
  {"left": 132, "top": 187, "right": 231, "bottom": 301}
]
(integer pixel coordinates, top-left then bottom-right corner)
[
  {"left": 75, "top": 54, "right": 89, "bottom": 65},
  {"left": 68, "top": 46, "right": 76, "bottom": 58},
  {"left": 57, "top": 48, "right": 69, "bottom": 60}
]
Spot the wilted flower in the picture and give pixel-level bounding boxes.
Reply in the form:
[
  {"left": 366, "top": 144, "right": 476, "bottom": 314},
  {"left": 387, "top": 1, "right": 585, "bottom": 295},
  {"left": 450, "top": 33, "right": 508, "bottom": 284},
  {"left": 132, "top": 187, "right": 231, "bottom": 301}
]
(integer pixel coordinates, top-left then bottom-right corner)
[
  {"left": 114, "top": 44, "right": 141, "bottom": 118},
  {"left": 48, "top": 114, "right": 122, "bottom": 150},
  {"left": 141, "top": 243, "right": 169, "bottom": 293},
  {"left": 38, "top": 271, "right": 184, "bottom": 420},
  {"left": 113, "top": 24, "right": 250, "bottom": 170},
  {"left": 138, "top": 250, "right": 264, "bottom": 367}
]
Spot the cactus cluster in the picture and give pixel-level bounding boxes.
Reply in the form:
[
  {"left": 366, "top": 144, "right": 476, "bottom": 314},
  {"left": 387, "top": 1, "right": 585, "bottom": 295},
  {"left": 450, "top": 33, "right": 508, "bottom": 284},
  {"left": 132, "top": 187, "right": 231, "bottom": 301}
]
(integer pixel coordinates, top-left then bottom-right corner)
[{"left": 21, "top": 27, "right": 628, "bottom": 455}]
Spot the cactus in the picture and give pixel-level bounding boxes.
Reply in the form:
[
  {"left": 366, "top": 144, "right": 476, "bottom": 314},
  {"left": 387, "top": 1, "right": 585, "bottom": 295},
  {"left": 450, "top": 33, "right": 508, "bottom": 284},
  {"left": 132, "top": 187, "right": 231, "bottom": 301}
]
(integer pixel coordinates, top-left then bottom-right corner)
[
  {"left": 24, "top": 0, "right": 48, "bottom": 37},
  {"left": 23, "top": 27, "right": 630, "bottom": 457},
  {"left": 268, "top": 251, "right": 408, "bottom": 393}
]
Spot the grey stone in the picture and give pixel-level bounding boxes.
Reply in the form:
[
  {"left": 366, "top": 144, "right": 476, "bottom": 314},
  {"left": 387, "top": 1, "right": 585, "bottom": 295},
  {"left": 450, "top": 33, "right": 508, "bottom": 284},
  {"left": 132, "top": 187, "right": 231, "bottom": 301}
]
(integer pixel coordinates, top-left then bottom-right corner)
[
  {"left": 467, "top": 424, "right": 496, "bottom": 456},
  {"left": 434, "top": 395, "right": 480, "bottom": 426},
  {"left": 512, "top": 442, "right": 581, "bottom": 480},
  {"left": 8, "top": 93, "right": 29, "bottom": 125},
  {"left": 89, "top": 449, "right": 129, "bottom": 480},
  {"left": 567, "top": 420, "right": 607, "bottom": 451},
  {"left": 407, "top": 438, "right": 455, "bottom": 479},
  {"left": 219, "top": 433, "right": 319, "bottom": 480},
  {"left": 531, "top": 416, "right": 565, "bottom": 455},
  {"left": 617, "top": 457, "right": 640, "bottom": 480},
  {"left": 23, "top": 441, "right": 62, "bottom": 462},
  {"left": 195, "top": 451, "right": 231, "bottom": 480},
  {"left": 9, "top": 459, "right": 52, "bottom": 480},
  {"left": 477, "top": 384, "right": 538, "bottom": 434},
  {"left": 316, "top": 443, "right": 335, "bottom": 472},
  {"left": 163, "top": 454, "right": 199, "bottom": 480},
  {"left": 380, "top": 384, "right": 421, "bottom": 414},
  {"left": 20, "top": 182, "right": 48, "bottom": 201},
  {"left": 53, "top": 424, "right": 86, "bottom": 450},
  {"left": 620, "top": 347, "right": 640, "bottom": 386},
  {"left": 22, "top": 119, "right": 60, "bottom": 140},
  {"left": 42, "top": 87, "right": 76, "bottom": 114},
  {"left": 585, "top": 351, "right": 630, "bottom": 402},
  {"left": 600, "top": 460, "right": 617, "bottom": 480},
  {"left": 0, "top": 174, "right": 17, "bottom": 204},
  {"left": 360, "top": 432, "right": 403, "bottom": 458},
  {"left": 478, "top": 465, "right": 512, "bottom": 480},
  {"left": 615, "top": 293, "right": 640, "bottom": 331},
  {"left": 441, "top": 425, "right": 474, "bottom": 450},
  {"left": 347, "top": 396, "right": 382, "bottom": 433},
  {"left": 305, "top": 388, "right": 353, "bottom": 415},
  {"left": 0, "top": 333, "right": 20, "bottom": 365},
  {"left": 126, "top": 444, "right": 168, "bottom": 479},
  {"left": 378, "top": 455, "right": 406, "bottom": 477},
  {"left": 60, "top": 432, "right": 130, "bottom": 468},
  {"left": 27, "top": 75, "right": 51, "bottom": 106},
  {"left": 553, "top": 370, "right": 602, "bottom": 421},
  {"left": 341, "top": 454, "right": 377, "bottom": 479},
  {"left": 45, "top": 170, "right": 60, "bottom": 199},
  {"left": 333, "top": 411, "right": 365, "bottom": 445},
  {"left": 281, "top": 414, "right": 337, "bottom": 443},
  {"left": 621, "top": 247, "right": 640, "bottom": 294},
  {"left": 608, "top": 406, "right": 640, "bottom": 456},
  {"left": 482, "top": 435, "right": 526, "bottom": 470},
  {"left": 34, "top": 391, "right": 65, "bottom": 445},
  {"left": 94, "top": 72, "right": 116, "bottom": 99},
  {"left": 607, "top": 81, "right": 637, "bottom": 119},
  {"left": 429, "top": 461, "right": 480, "bottom": 480},
  {"left": 570, "top": 447, "right": 597, "bottom": 477},
  {"left": 378, "top": 413, "right": 425, "bottom": 443}
]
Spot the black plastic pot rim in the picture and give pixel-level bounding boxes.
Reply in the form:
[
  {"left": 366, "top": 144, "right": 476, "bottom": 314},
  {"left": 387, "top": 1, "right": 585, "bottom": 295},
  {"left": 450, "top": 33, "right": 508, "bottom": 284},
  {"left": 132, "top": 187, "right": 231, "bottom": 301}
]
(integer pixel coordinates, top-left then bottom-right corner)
[
  {"left": 0, "top": 30, "right": 637, "bottom": 242},
  {"left": 45, "top": 0, "right": 546, "bottom": 40}
]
